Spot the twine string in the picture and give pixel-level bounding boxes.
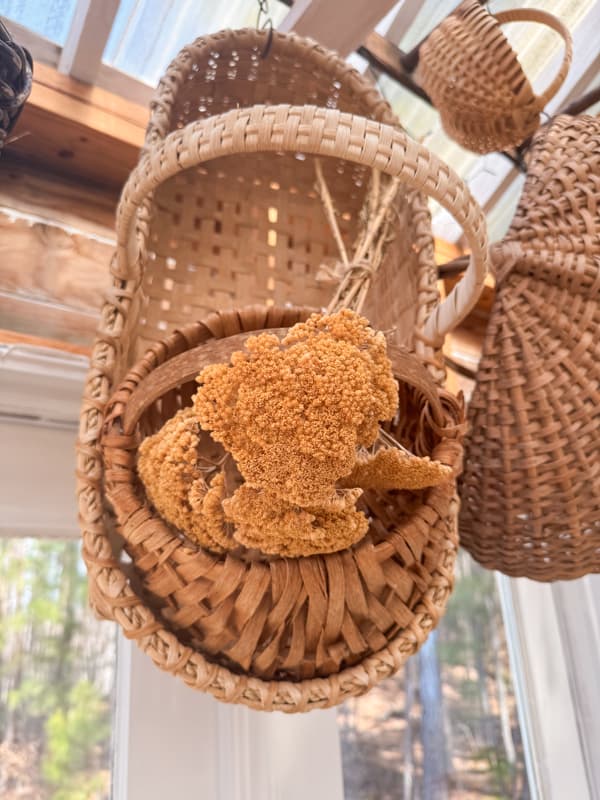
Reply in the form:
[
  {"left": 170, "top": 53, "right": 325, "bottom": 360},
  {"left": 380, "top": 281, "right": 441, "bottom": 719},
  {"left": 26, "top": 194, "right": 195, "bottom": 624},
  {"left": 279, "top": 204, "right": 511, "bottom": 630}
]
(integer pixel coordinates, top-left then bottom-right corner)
[{"left": 313, "top": 158, "right": 401, "bottom": 314}]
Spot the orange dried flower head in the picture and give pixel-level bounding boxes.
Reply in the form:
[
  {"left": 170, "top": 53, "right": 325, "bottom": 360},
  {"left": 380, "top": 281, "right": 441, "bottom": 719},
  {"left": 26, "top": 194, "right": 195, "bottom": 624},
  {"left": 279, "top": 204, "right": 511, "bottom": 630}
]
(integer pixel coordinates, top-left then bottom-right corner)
[
  {"left": 344, "top": 448, "right": 453, "bottom": 491},
  {"left": 137, "top": 310, "right": 453, "bottom": 559},
  {"left": 137, "top": 407, "right": 230, "bottom": 552},
  {"left": 223, "top": 485, "right": 368, "bottom": 557},
  {"left": 194, "top": 309, "right": 398, "bottom": 507}
]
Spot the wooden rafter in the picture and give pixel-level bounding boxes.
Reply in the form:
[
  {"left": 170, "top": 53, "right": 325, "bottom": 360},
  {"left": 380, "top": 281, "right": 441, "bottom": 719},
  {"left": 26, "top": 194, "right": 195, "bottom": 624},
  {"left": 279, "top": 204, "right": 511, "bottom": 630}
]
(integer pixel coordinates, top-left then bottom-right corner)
[
  {"left": 6, "top": 61, "right": 146, "bottom": 190},
  {"left": 278, "top": 0, "right": 399, "bottom": 56}
]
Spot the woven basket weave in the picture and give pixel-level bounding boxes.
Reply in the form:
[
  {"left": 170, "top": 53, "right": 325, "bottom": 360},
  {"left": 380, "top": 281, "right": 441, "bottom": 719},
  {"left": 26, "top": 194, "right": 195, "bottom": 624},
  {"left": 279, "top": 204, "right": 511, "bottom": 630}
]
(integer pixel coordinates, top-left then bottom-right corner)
[
  {"left": 0, "top": 19, "right": 32, "bottom": 154},
  {"left": 416, "top": 1, "right": 572, "bottom": 154},
  {"left": 101, "top": 310, "right": 466, "bottom": 684},
  {"left": 459, "top": 114, "right": 600, "bottom": 581},
  {"left": 77, "top": 29, "right": 489, "bottom": 710}
]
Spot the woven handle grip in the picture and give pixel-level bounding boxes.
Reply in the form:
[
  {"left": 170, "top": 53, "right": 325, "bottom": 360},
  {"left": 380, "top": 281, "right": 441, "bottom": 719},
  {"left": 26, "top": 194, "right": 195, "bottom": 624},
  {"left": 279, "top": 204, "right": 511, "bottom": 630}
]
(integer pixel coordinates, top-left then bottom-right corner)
[
  {"left": 494, "top": 8, "right": 573, "bottom": 109},
  {"left": 115, "top": 104, "right": 490, "bottom": 345}
]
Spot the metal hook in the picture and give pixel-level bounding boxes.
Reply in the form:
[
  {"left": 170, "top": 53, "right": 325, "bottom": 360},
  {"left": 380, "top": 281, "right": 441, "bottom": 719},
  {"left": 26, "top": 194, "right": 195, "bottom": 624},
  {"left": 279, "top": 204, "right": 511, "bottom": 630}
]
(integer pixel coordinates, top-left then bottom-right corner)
[
  {"left": 260, "top": 21, "right": 274, "bottom": 59},
  {"left": 256, "top": 0, "right": 274, "bottom": 59}
]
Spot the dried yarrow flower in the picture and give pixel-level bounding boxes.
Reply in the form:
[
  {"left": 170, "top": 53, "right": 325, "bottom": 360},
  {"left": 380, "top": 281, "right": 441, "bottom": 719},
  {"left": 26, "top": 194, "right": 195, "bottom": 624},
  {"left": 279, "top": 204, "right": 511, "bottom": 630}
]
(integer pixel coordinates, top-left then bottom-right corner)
[
  {"left": 343, "top": 448, "right": 453, "bottom": 491},
  {"left": 138, "top": 407, "right": 230, "bottom": 552},
  {"left": 194, "top": 309, "right": 398, "bottom": 508},
  {"left": 138, "top": 310, "right": 454, "bottom": 558},
  {"left": 223, "top": 485, "right": 368, "bottom": 557}
]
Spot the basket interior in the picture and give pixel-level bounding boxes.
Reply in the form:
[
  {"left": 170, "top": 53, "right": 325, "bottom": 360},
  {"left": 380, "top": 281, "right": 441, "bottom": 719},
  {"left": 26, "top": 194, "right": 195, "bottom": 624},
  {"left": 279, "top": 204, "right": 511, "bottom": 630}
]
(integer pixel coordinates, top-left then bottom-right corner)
[
  {"left": 105, "top": 324, "right": 462, "bottom": 682},
  {"left": 124, "top": 30, "right": 434, "bottom": 359},
  {"left": 136, "top": 152, "right": 425, "bottom": 354}
]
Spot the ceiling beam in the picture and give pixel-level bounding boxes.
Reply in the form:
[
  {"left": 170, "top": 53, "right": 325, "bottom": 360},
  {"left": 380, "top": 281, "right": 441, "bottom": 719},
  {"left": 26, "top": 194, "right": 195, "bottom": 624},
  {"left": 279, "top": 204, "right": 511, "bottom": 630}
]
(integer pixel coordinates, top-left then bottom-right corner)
[
  {"left": 358, "top": 32, "right": 429, "bottom": 101},
  {"left": 278, "top": 0, "right": 399, "bottom": 57},
  {"left": 5, "top": 61, "right": 146, "bottom": 190},
  {"left": 58, "top": 0, "right": 120, "bottom": 84}
]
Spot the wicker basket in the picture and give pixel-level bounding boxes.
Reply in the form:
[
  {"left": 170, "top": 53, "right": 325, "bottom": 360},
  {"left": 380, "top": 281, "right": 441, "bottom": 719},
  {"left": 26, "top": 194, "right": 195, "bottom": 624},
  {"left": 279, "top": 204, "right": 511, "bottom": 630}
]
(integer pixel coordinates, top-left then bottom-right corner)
[
  {"left": 0, "top": 19, "right": 32, "bottom": 154},
  {"left": 459, "top": 114, "right": 600, "bottom": 581},
  {"left": 101, "top": 309, "right": 466, "bottom": 685},
  {"left": 415, "top": 1, "right": 572, "bottom": 154},
  {"left": 77, "top": 29, "right": 490, "bottom": 710}
]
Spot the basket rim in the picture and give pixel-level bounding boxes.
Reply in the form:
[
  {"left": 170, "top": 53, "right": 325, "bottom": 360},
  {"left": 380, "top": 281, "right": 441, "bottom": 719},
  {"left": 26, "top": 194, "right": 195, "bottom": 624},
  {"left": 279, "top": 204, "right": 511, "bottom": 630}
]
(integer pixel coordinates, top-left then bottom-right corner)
[
  {"left": 144, "top": 27, "right": 398, "bottom": 153},
  {"left": 86, "top": 530, "right": 458, "bottom": 711}
]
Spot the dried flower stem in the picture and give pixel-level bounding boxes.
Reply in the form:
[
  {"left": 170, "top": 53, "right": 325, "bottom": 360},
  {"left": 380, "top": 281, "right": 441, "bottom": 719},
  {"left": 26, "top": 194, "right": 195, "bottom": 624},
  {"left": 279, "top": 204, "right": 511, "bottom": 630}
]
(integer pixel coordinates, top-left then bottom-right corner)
[
  {"left": 314, "top": 158, "right": 349, "bottom": 267},
  {"left": 314, "top": 158, "right": 401, "bottom": 315}
]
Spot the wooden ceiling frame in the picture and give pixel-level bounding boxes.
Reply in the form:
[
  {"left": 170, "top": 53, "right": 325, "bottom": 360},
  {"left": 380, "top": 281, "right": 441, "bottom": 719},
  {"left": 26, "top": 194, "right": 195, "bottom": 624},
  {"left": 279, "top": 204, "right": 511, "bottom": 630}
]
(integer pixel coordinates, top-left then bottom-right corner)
[{"left": 58, "top": 0, "right": 120, "bottom": 84}]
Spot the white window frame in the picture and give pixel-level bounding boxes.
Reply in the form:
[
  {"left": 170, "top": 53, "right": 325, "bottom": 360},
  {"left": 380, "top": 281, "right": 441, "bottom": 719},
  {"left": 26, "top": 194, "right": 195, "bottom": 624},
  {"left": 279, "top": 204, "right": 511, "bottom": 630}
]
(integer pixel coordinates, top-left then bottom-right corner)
[{"left": 2, "top": 13, "right": 155, "bottom": 107}]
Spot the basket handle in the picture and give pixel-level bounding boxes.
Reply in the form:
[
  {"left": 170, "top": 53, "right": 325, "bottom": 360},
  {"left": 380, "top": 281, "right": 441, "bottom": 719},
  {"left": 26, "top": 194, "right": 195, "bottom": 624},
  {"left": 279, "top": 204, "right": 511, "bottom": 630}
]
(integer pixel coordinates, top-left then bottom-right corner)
[
  {"left": 114, "top": 104, "right": 490, "bottom": 345},
  {"left": 494, "top": 8, "right": 573, "bottom": 109}
]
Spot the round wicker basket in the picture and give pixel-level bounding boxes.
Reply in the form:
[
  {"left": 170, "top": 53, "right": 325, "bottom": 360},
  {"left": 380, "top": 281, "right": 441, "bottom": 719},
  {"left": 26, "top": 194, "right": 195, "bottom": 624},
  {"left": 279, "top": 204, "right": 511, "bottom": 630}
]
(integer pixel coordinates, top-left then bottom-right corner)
[
  {"left": 459, "top": 114, "right": 600, "bottom": 581},
  {"left": 415, "top": 1, "right": 572, "bottom": 154},
  {"left": 77, "top": 29, "right": 490, "bottom": 710},
  {"left": 101, "top": 307, "right": 465, "bottom": 686}
]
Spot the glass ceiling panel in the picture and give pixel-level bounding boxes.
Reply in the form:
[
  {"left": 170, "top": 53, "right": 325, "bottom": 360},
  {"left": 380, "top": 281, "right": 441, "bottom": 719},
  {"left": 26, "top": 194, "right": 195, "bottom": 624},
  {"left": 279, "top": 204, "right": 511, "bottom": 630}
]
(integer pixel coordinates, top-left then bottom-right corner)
[
  {"left": 103, "top": 0, "right": 290, "bottom": 86},
  {"left": 0, "top": 0, "right": 78, "bottom": 45}
]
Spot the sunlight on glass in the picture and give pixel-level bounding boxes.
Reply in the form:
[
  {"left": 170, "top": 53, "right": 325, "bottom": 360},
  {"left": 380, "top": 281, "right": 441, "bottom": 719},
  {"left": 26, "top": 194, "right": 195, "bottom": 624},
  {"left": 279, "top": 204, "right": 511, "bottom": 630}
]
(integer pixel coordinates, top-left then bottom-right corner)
[
  {"left": 0, "top": 0, "right": 77, "bottom": 45},
  {"left": 103, "top": 0, "right": 290, "bottom": 86},
  {"left": 0, "top": 538, "right": 116, "bottom": 800},
  {"left": 338, "top": 554, "right": 531, "bottom": 800}
]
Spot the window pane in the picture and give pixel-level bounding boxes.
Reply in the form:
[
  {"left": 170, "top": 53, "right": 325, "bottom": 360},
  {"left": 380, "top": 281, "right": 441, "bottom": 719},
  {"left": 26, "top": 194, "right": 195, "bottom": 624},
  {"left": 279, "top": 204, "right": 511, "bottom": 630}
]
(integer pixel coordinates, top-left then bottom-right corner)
[
  {"left": 0, "top": 0, "right": 78, "bottom": 45},
  {"left": 102, "top": 0, "right": 290, "bottom": 86},
  {"left": 338, "top": 553, "right": 531, "bottom": 800},
  {"left": 0, "top": 538, "right": 116, "bottom": 799}
]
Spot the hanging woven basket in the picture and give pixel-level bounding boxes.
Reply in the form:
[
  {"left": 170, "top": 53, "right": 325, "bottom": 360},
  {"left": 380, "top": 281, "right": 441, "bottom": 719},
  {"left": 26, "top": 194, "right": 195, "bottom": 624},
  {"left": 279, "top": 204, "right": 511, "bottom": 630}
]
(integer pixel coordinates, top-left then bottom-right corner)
[
  {"left": 101, "top": 309, "right": 466, "bottom": 688},
  {"left": 415, "top": 1, "right": 572, "bottom": 154},
  {"left": 0, "top": 19, "right": 32, "bottom": 154},
  {"left": 459, "top": 114, "right": 600, "bottom": 581},
  {"left": 77, "top": 29, "right": 489, "bottom": 710}
]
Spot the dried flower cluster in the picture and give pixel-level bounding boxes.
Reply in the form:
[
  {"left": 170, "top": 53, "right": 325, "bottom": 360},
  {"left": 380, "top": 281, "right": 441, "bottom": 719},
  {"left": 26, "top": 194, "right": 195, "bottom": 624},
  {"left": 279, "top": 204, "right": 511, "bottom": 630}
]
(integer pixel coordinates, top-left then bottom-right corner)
[
  {"left": 194, "top": 310, "right": 398, "bottom": 507},
  {"left": 138, "top": 310, "right": 453, "bottom": 557},
  {"left": 343, "top": 448, "right": 453, "bottom": 491},
  {"left": 137, "top": 408, "right": 229, "bottom": 552},
  {"left": 223, "top": 486, "right": 367, "bottom": 556}
]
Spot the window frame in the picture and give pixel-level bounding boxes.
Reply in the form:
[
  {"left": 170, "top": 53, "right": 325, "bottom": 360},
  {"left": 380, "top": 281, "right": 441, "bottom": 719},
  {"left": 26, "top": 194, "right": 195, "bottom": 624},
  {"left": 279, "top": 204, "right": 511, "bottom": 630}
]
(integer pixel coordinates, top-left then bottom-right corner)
[{"left": 2, "top": 13, "right": 154, "bottom": 107}]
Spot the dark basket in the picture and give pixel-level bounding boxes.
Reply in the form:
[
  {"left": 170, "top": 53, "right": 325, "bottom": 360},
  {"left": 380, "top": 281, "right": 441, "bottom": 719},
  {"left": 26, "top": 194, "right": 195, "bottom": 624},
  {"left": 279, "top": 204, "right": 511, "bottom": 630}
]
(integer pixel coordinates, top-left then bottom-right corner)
[{"left": 0, "top": 19, "right": 33, "bottom": 154}]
